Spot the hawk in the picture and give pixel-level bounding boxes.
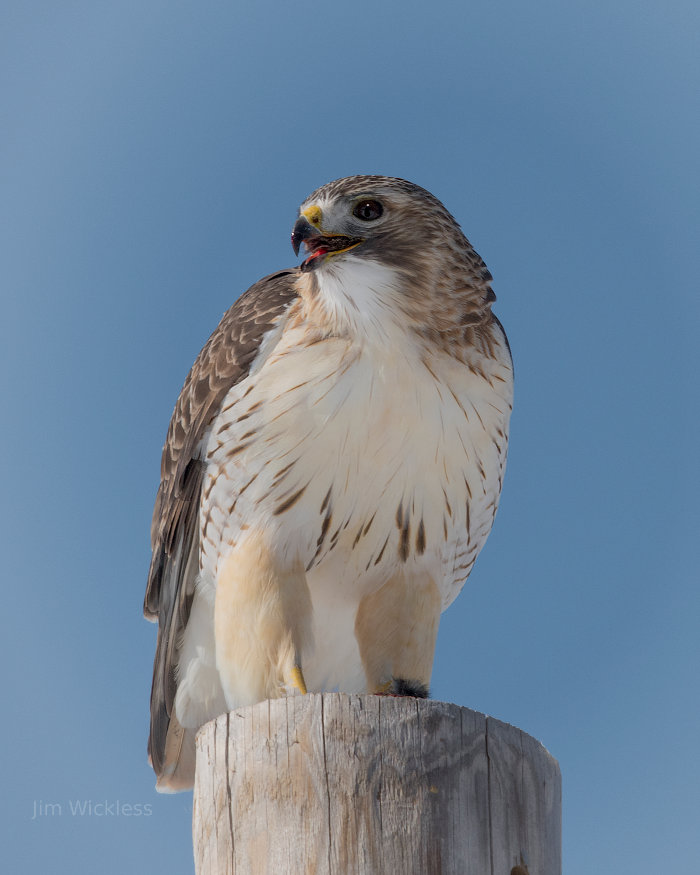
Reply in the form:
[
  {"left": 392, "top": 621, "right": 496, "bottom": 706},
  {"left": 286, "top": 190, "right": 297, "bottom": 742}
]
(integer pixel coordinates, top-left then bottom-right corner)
[{"left": 144, "top": 175, "right": 513, "bottom": 791}]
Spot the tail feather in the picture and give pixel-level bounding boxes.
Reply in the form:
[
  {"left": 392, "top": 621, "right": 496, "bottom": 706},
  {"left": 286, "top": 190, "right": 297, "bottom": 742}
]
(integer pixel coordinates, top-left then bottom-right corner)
[{"left": 152, "top": 714, "right": 196, "bottom": 793}]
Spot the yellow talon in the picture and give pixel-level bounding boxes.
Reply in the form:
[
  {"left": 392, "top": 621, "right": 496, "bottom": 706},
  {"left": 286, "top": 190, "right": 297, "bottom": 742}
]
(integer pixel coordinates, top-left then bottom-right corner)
[
  {"left": 375, "top": 680, "right": 393, "bottom": 694},
  {"left": 290, "top": 665, "right": 308, "bottom": 695}
]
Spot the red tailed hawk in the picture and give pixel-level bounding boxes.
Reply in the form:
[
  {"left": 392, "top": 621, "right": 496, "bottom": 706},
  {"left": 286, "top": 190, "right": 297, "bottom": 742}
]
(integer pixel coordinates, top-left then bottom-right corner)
[{"left": 144, "top": 176, "right": 513, "bottom": 791}]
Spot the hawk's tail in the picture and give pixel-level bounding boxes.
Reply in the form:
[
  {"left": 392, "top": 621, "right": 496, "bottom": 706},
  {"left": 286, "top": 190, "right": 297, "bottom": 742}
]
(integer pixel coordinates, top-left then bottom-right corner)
[{"left": 150, "top": 713, "right": 196, "bottom": 793}]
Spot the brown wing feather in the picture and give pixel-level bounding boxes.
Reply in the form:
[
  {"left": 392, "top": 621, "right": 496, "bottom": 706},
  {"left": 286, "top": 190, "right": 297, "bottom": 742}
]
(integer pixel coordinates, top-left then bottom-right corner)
[{"left": 144, "top": 269, "right": 299, "bottom": 778}]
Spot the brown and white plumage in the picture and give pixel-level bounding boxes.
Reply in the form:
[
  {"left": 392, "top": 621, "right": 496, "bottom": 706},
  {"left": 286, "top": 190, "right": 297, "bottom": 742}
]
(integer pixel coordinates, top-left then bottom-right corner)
[{"left": 144, "top": 175, "right": 513, "bottom": 791}]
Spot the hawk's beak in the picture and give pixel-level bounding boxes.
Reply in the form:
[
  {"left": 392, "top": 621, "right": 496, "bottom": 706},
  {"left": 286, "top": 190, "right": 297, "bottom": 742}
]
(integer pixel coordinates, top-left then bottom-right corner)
[
  {"left": 291, "top": 211, "right": 364, "bottom": 271},
  {"left": 291, "top": 216, "right": 318, "bottom": 257}
]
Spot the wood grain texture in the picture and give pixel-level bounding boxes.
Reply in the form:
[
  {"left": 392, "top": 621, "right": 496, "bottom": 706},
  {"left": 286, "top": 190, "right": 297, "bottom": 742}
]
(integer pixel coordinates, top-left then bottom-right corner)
[{"left": 193, "top": 694, "right": 561, "bottom": 875}]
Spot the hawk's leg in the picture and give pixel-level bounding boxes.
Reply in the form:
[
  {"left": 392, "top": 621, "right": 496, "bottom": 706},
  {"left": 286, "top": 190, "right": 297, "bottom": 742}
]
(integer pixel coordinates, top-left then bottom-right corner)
[
  {"left": 354, "top": 571, "right": 440, "bottom": 698},
  {"left": 214, "top": 531, "right": 313, "bottom": 707}
]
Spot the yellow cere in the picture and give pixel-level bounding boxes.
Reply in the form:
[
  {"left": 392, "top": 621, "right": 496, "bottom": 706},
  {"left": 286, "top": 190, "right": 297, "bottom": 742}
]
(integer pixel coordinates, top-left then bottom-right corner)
[{"left": 301, "top": 205, "right": 323, "bottom": 228}]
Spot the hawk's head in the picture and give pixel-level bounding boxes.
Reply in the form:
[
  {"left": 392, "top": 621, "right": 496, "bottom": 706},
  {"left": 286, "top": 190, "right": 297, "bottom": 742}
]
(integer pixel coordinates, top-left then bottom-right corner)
[
  {"left": 292, "top": 176, "right": 462, "bottom": 272},
  {"left": 291, "top": 175, "right": 496, "bottom": 345}
]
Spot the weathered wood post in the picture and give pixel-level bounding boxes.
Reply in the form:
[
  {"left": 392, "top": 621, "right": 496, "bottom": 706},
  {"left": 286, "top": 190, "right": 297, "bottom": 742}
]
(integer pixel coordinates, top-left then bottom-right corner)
[{"left": 193, "top": 693, "right": 560, "bottom": 874}]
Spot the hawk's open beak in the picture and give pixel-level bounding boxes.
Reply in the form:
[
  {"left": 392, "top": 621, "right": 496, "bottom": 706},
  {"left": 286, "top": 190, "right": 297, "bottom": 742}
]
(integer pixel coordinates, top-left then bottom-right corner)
[{"left": 291, "top": 215, "right": 364, "bottom": 271}]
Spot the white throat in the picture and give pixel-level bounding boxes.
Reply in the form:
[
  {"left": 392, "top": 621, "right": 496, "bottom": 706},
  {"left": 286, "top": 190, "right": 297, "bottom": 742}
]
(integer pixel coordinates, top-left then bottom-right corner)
[{"left": 314, "top": 256, "right": 409, "bottom": 347}]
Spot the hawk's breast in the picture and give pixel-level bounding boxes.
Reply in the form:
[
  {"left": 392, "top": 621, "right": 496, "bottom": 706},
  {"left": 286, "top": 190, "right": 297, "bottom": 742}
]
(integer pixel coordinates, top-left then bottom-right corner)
[{"left": 200, "top": 317, "right": 513, "bottom": 611}]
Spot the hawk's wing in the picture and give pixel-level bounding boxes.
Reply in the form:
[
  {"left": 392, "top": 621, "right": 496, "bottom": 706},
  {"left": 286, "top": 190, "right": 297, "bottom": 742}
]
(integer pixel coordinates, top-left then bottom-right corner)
[{"left": 144, "top": 269, "right": 298, "bottom": 780}]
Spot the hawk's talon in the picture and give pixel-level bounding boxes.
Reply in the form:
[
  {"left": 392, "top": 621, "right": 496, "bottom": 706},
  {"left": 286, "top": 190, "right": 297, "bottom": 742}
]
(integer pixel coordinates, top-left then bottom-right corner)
[
  {"left": 374, "top": 680, "right": 393, "bottom": 694},
  {"left": 289, "top": 664, "right": 308, "bottom": 695}
]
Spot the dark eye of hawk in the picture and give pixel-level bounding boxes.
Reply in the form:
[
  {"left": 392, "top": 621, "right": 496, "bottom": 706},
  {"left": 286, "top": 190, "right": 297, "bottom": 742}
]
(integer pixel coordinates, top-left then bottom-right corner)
[{"left": 352, "top": 199, "right": 383, "bottom": 221}]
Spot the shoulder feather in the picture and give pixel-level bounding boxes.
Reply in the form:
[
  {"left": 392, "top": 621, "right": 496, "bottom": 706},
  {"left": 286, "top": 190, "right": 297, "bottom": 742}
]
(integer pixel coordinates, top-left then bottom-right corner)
[{"left": 144, "top": 269, "right": 298, "bottom": 617}]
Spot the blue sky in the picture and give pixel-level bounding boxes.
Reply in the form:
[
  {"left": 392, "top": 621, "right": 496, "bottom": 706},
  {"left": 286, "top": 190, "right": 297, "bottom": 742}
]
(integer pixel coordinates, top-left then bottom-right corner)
[{"left": 2, "top": 1, "right": 698, "bottom": 872}]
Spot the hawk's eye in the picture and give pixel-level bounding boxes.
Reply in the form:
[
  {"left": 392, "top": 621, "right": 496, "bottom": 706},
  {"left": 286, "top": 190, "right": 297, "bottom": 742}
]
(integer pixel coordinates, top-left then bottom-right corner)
[{"left": 352, "top": 200, "right": 383, "bottom": 221}]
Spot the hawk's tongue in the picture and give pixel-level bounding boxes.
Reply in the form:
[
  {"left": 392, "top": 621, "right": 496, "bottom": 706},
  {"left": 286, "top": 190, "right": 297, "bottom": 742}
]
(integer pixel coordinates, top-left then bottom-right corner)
[
  {"left": 302, "top": 245, "right": 328, "bottom": 270},
  {"left": 303, "top": 237, "right": 328, "bottom": 261}
]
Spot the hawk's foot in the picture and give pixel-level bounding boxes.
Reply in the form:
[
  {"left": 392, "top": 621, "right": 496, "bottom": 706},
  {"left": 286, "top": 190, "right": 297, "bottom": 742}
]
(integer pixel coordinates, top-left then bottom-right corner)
[{"left": 375, "top": 678, "right": 429, "bottom": 698}]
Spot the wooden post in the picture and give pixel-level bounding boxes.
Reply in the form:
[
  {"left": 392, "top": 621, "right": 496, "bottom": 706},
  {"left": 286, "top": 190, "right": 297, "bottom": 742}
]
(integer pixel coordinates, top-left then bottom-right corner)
[{"left": 193, "top": 693, "right": 561, "bottom": 875}]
